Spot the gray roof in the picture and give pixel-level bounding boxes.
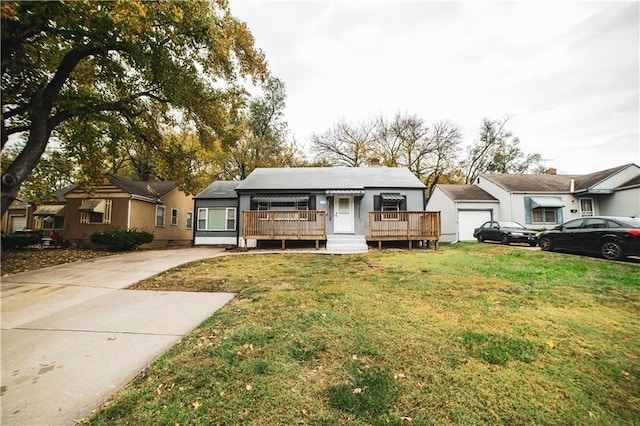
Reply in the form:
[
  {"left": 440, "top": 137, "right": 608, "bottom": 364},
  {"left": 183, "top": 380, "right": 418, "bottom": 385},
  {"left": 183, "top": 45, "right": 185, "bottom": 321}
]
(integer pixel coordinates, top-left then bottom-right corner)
[
  {"left": 481, "top": 164, "right": 635, "bottom": 193},
  {"left": 195, "top": 181, "right": 240, "bottom": 199},
  {"left": 235, "top": 167, "right": 426, "bottom": 191},
  {"left": 436, "top": 184, "right": 498, "bottom": 201}
]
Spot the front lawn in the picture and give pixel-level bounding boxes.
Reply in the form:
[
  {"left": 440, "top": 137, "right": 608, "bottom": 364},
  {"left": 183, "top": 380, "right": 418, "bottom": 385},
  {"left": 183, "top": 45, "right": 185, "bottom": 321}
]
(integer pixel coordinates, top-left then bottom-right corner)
[{"left": 87, "top": 244, "right": 639, "bottom": 425}]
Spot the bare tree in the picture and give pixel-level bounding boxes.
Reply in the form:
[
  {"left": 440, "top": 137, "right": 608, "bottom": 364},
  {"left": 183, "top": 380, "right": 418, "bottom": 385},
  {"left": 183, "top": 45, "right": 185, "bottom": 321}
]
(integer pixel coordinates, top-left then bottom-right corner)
[
  {"left": 463, "top": 117, "right": 542, "bottom": 184},
  {"left": 311, "top": 119, "right": 377, "bottom": 167}
]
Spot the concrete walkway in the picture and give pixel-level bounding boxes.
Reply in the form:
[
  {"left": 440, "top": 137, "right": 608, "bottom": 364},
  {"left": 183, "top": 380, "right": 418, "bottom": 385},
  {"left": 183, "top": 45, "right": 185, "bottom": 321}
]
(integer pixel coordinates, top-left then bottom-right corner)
[{"left": 1, "top": 247, "right": 232, "bottom": 426}]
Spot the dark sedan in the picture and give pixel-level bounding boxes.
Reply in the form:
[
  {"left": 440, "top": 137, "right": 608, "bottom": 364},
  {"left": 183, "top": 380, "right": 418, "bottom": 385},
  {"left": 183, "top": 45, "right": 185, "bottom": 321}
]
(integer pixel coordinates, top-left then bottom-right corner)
[
  {"left": 538, "top": 216, "right": 640, "bottom": 260},
  {"left": 473, "top": 221, "right": 539, "bottom": 246}
]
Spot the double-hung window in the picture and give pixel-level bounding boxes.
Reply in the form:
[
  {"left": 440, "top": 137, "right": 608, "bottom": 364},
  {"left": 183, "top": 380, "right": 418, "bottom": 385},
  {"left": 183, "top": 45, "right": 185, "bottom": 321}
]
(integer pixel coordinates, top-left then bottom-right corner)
[
  {"left": 197, "top": 208, "right": 236, "bottom": 231},
  {"left": 155, "top": 205, "right": 166, "bottom": 227}
]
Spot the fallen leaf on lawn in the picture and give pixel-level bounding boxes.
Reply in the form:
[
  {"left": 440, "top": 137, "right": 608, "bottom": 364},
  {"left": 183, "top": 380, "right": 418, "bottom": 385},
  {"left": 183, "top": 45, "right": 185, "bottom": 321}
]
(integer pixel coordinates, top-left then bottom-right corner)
[
  {"left": 545, "top": 340, "right": 555, "bottom": 349},
  {"left": 246, "top": 384, "right": 253, "bottom": 391},
  {"left": 621, "top": 370, "right": 630, "bottom": 379},
  {"left": 394, "top": 372, "right": 406, "bottom": 380},
  {"left": 402, "top": 416, "right": 413, "bottom": 422},
  {"left": 192, "top": 401, "right": 201, "bottom": 410},
  {"left": 352, "top": 387, "right": 363, "bottom": 395}
]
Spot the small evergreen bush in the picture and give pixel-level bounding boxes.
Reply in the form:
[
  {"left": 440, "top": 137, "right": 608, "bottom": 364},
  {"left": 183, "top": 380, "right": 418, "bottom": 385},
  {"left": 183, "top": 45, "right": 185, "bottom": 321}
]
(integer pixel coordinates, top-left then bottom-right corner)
[
  {"left": 90, "top": 228, "right": 153, "bottom": 251},
  {"left": 1, "top": 233, "right": 42, "bottom": 249}
]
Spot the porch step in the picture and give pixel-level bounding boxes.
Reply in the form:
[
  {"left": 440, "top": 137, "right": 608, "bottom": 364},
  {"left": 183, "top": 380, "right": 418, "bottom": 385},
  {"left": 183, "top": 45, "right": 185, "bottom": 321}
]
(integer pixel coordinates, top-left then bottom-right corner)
[{"left": 326, "top": 234, "right": 369, "bottom": 252}]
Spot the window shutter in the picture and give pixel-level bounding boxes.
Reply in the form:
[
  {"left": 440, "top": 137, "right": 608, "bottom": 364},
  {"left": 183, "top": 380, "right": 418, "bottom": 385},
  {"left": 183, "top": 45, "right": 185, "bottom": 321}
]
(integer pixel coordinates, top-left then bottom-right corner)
[
  {"left": 400, "top": 196, "right": 407, "bottom": 211},
  {"left": 524, "top": 197, "right": 532, "bottom": 224},
  {"left": 374, "top": 195, "right": 381, "bottom": 211},
  {"left": 308, "top": 195, "right": 316, "bottom": 210}
]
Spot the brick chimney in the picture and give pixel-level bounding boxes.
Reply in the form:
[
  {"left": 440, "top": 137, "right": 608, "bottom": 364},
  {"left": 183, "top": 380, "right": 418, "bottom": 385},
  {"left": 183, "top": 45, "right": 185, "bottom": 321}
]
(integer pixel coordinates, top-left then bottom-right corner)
[
  {"left": 370, "top": 158, "right": 381, "bottom": 167},
  {"left": 545, "top": 167, "right": 557, "bottom": 175}
]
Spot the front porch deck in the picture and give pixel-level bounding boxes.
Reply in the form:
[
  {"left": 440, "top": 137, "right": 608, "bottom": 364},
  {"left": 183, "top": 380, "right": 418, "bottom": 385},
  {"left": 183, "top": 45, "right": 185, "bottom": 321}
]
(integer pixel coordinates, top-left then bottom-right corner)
[
  {"left": 242, "top": 210, "right": 441, "bottom": 250},
  {"left": 242, "top": 211, "right": 327, "bottom": 250},
  {"left": 367, "top": 211, "right": 441, "bottom": 250}
]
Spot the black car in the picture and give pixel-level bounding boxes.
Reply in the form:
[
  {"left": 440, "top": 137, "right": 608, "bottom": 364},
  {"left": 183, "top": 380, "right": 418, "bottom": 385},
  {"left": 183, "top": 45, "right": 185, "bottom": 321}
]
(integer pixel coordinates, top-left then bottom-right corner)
[
  {"left": 473, "top": 221, "right": 539, "bottom": 246},
  {"left": 538, "top": 216, "right": 640, "bottom": 260}
]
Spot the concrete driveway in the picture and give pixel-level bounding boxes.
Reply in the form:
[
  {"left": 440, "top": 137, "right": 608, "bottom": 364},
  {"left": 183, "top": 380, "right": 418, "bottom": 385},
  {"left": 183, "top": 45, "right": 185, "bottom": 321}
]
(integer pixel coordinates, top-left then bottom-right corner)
[{"left": 1, "top": 247, "right": 233, "bottom": 426}]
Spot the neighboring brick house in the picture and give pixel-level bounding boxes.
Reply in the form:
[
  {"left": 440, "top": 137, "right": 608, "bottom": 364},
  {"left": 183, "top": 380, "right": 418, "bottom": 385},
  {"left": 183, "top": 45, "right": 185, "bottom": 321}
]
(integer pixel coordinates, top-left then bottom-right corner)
[{"left": 64, "top": 175, "right": 194, "bottom": 248}]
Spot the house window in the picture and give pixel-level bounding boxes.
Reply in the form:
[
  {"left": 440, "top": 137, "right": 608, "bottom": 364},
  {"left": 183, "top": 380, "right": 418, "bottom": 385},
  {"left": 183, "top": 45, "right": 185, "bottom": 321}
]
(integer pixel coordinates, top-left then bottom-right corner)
[
  {"left": 382, "top": 200, "right": 400, "bottom": 220},
  {"left": 156, "top": 205, "right": 166, "bottom": 227},
  {"left": 41, "top": 216, "right": 64, "bottom": 230},
  {"left": 197, "top": 208, "right": 236, "bottom": 231},
  {"left": 171, "top": 208, "right": 178, "bottom": 226},
  {"left": 525, "top": 196, "right": 563, "bottom": 225},
  {"left": 79, "top": 199, "right": 112, "bottom": 224},
  {"left": 374, "top": 193, "right": 406, "bottom": 220},
  {"left": 257, "top": 200, "right": 308, "bottom": 211},
  {"left": 532, "top": 208, "right": 557, "bottom": 224},
  {"left": 186, "top": 211, "right": 193, "bottom": 229},
  {"left": 579, "top": 198, "right": 594, "bottom": 217}
]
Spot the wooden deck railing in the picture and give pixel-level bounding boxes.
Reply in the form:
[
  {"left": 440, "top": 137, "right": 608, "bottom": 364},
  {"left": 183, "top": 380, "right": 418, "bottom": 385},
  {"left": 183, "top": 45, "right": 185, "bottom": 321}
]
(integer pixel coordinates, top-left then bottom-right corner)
[
  {"left": 367, "top": 211, "right": 441, "bottom": 249},
  {"left": 242, "top": 210, "right": 327, "bottom": 249}
]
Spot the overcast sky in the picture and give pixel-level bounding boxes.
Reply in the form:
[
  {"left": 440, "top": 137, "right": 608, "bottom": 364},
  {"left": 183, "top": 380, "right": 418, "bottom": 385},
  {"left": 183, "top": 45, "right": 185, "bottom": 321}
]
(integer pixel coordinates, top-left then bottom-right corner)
[{"left": 229, "top": 1, "right": 639, "bottom": 175}]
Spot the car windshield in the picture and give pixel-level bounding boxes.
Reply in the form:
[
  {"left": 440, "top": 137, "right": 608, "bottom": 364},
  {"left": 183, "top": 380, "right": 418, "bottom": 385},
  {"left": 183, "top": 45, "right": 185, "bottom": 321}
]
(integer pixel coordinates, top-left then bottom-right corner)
[{"left": 498, "top": 221, "right": 526, "bottom": 229}]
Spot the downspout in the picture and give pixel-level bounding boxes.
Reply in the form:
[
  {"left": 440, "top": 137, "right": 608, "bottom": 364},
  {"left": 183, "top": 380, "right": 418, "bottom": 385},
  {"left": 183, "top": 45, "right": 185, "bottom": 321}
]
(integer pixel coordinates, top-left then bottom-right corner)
[
  {"left": 236, "top": 193, "right": 241, "bottom": 247},
  {"left": 191, "top": 197, "right": 196, "bottom": 246}
]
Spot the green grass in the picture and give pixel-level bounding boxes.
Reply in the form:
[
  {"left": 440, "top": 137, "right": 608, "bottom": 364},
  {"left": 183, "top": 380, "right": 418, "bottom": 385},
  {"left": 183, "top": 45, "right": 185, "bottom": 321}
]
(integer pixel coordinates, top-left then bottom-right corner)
[{"left": 86, "top": 243, "right": 640, "bottom": 425}]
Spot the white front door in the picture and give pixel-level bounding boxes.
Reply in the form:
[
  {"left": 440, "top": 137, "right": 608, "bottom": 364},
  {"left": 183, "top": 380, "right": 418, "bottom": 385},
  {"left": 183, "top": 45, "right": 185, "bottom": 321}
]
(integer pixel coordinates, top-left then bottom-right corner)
[{"left": 334, "top": 196, "right": 354, "bottom": 233}]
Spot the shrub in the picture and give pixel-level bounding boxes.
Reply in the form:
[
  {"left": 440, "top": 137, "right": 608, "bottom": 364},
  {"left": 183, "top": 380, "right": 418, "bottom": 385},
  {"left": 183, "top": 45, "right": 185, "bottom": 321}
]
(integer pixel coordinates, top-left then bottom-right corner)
[
  {"left": 90, "top": 228, "right": 154, "bottom": 251},
  {"left": 1, "top": 233, "right": 42, "bottom": 249}
]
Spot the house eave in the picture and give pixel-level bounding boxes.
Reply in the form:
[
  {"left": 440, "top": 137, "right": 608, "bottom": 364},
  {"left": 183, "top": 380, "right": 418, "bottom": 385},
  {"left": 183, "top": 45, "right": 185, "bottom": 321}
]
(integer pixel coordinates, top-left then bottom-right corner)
[{"left": 130, "top": 194, "right": 162, "bottom": 203}]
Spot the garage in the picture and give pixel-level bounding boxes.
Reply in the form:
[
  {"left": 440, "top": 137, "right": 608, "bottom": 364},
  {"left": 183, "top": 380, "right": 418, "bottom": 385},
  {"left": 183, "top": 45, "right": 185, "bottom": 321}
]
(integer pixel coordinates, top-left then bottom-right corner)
[{"left": 458, "top": 210, "right": 492, "bottom": 241}]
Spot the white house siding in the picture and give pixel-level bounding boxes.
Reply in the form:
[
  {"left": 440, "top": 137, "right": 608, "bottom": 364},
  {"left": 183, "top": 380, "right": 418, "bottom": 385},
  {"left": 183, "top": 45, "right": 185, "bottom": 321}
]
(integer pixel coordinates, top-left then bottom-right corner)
[
  {"left": 591, "top": 165, "right": 640, "bottom": 191},
  {"left": 598, "top": 188, "right": 640, "bottom": 217},
  {"left": 508, "top": 193, "right": 575, "bottom": 228},
  {"left": 426, "top": 187, "right": 497, "bottom": 242},
  {"left": 425, "top": 188, "right": 454, "bottom": 241}
]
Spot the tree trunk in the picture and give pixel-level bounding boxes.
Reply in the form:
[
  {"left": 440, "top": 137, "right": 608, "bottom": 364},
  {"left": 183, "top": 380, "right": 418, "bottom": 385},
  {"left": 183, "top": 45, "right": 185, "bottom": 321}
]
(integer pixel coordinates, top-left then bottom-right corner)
[{"left": 1, "top": 106, "right": 51, "bottom": 217}]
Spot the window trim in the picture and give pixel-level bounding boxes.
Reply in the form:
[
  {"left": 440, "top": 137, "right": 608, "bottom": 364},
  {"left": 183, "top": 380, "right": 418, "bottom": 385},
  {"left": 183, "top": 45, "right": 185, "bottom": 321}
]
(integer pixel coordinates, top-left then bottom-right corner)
[
  {"left": 197, "top": 207, "right": 237, "bottom": 231},
  {"left": 155, "top": 205, "right": 166, "bottom": 227},
  {"left": 531, "top": 207, "right": 557, "bottom": 225},
  {"left": 80, "top": 199, "right": 112, "bottom": 224},
  {"left": 171, "top": 208, "right": 178, "bottom": 226}
]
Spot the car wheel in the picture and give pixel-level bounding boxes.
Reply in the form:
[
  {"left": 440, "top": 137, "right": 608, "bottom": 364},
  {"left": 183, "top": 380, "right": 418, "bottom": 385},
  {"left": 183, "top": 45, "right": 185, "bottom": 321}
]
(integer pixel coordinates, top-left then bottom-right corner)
[
  {"left": 601, "top": 241, "right": 623, "bottom": 260},
  {"left": 500, "top": 234, "right": 510, "bottom": 245},
  {"left": 477, "top": 235, "right": 484, "bottom": 243},
  {"left": 539, "top": 236, "right": 553, "bottom": 251}
]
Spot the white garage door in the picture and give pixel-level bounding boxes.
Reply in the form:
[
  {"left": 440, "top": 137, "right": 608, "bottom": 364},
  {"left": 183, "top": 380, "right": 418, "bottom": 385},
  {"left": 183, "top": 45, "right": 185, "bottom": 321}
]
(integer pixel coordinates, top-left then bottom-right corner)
[
  {"left": 11, "top": 216, "right": 27, "bottom": 233},
  {"left": 458, "top": 210, "right": 492, "bottom": 241}
]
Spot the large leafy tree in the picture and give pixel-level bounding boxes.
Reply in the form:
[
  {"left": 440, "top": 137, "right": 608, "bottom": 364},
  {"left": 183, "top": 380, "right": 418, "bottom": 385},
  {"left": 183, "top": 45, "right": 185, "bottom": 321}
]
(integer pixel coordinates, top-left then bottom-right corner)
[
  {"left": 213, "top": 76, "right": 302, "bottom": 180},
  {"left": 1, "top": 0, "right": 267, "bottom": 215}
]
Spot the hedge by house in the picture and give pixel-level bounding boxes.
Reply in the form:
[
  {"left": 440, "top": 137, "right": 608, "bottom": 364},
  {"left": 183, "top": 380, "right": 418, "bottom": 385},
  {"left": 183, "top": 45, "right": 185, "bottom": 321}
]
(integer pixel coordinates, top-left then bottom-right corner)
[{"left": 90, "top": 228, "right": 153, "bottom": 251}]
